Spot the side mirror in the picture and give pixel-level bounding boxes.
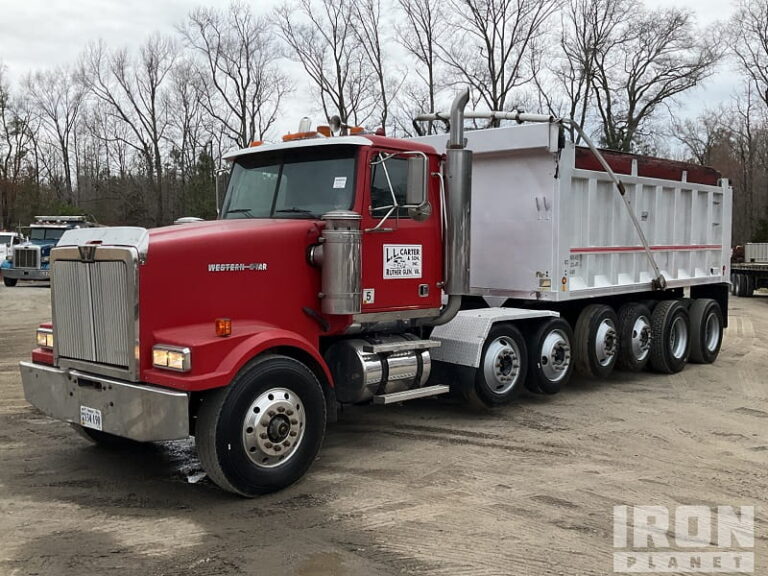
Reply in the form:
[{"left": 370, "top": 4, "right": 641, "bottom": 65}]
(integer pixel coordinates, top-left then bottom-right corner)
[{"left": 406, "top": 156, "right": 427, "bottom": 206}]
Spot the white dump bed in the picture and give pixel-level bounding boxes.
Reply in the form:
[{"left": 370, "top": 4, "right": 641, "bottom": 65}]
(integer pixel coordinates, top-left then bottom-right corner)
[{"left": 411, "top": 124, "right": 732, "bottom": 302}]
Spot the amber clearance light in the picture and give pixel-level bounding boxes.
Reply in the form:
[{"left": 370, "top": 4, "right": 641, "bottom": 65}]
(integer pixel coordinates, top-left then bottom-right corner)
[{"left": 215, "top": 318, "right": 232, "bottom": 337}]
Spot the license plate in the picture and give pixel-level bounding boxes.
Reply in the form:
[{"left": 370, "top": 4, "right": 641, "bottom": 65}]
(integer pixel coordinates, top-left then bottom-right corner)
[{"left": 80, "top": 406, "right": 103, "bottom": 431}]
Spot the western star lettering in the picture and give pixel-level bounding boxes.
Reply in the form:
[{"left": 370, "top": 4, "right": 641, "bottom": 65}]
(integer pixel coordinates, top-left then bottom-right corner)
[{"left": 208, "top": 263, "right": 268, "bottom": 272}]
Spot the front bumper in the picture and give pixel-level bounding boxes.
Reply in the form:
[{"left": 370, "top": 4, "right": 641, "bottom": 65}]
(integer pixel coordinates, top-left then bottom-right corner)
[
  {"left": 20, "top": 361, "right": 190, "bottom": 442},
  {"left": 3, "top": 267, "right": 50, "bottom": 281}
]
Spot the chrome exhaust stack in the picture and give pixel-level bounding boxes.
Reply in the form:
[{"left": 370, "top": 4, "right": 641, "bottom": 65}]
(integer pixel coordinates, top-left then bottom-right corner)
[{"left": 444, "top": 89, "right": 472, "bottom": 296}]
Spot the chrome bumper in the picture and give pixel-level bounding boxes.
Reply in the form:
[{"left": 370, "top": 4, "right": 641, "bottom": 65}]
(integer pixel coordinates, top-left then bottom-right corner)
[
  {"left": 20, "top": 361, "right": 189, "bottom": 442},
  {"left": 4, "top": 268, "right": 50, "bottom": 280}
]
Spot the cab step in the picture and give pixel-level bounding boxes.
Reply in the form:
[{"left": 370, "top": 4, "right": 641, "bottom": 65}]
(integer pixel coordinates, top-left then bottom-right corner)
[
  {"left": 373, "top": 384, "right": 450, "bottom": 405},
  {"left": 363, "top": 339, "right": 441, "bottom": 354}
]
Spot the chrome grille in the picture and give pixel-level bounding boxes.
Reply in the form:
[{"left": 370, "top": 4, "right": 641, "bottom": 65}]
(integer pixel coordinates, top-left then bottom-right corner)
[
  {"left": 14, "top": 247, "right": 39, "bottom": 269},
  {"left": 53, "top": 258, "right": 134, "bottom": 369}
]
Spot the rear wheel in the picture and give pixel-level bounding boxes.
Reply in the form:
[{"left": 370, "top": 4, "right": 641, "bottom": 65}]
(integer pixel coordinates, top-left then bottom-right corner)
[
  {"left": 574, "top": 304, "right": 619, "bottom": 379},
  {"left": 196, "top": 354, "right": 326, "bottom": 496},
  {"left": 3, "top": 276, "right": 17, "bottom": 287},
  {"left": 525, "top": 318, "right": 573, "bottom": 394},
  {"left": 689, "top": 299, "right": 723, "bottom": 364},
  {"left": 649, "top": 300, "right": 690, "bottom": 374},
  {"left": 469, "top": 324, "right": 527, "bottom": 406},
  {"left": 616, "top": 303, "right": 652, "bottom": 372}
]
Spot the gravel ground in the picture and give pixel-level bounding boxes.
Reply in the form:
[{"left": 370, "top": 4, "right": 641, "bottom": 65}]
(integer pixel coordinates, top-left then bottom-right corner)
[{"left": 0, "top": 283, "right": 765, "bottom": 576}]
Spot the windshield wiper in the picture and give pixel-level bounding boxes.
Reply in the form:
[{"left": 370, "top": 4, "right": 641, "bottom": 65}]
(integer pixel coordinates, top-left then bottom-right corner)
[
  {"left": 224, "top": 208, "right": 255, "bottom": 217},
  {"left": 274, "top": 208, "right": 318, "bottom": 218}
]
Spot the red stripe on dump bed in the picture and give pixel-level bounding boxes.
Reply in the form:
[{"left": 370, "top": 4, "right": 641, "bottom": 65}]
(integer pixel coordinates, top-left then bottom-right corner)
[{"left": 570, "top": 245, "right": 722, "bottom": 254}]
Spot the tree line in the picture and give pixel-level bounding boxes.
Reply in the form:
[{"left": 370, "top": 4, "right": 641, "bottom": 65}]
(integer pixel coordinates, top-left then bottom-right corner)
[{"left": 0, "top": 0, "right": 766, "bottom": 243}]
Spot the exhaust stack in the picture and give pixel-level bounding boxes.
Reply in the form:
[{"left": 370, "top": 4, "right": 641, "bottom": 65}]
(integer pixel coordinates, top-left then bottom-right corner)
[{"left": 444, "top": 89, "right": 472, "bottom": 296}]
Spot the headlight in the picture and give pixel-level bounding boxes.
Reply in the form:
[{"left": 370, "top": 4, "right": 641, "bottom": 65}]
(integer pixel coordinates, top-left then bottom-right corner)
[
  {"left": 152, "top": 345, "right": 191, "bottom": 372},
  {"left": 36, "top": 328, "right": 54, "bottom": 349},
  {"left": 41, "top": 256, "right": 50, "bottom": 264}
]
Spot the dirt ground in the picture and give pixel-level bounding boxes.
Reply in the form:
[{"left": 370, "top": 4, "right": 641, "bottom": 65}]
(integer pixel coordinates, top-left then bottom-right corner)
[{"left": 0, "top": 283, "right": 765, "bottom": 576}]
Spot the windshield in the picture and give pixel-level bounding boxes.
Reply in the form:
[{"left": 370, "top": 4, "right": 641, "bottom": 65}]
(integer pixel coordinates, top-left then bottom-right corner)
[
  {"left": 221, "top": 145, "right": 358, "bottom": 220},
  {"left": 30, "top": 228, "right": 66, "bottom": 242}
]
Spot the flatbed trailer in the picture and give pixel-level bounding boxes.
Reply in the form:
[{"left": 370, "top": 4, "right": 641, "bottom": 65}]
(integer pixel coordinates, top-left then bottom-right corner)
[{"left": 731, "top": 243, "right": 768, "bottom": 296}]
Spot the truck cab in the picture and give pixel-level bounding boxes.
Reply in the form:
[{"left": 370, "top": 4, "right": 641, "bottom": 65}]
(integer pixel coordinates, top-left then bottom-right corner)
[{"left": 1, "top": 216, "right": 95, "bottom": 287}]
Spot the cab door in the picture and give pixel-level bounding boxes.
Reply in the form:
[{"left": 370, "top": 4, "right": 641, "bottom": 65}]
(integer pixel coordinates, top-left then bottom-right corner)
[{"left": 359, "top": 148, "right": 443, "bottom": 314}]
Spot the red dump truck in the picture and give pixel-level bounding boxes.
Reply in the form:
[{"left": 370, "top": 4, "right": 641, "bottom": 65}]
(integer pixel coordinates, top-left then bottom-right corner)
[{"left": 20, "top": 91, "right": 732, "bottom": 496}]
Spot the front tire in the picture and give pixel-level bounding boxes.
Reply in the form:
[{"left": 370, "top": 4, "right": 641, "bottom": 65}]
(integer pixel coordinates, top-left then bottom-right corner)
[
  {"left": 196, "top": 354, "right": 326, "bottom": 497},
  {"left": 3, "top": 276, "right": 17, "bottom": 287},
  {"left": 649, "top": 300, "right": 690, "bottom": 374}
]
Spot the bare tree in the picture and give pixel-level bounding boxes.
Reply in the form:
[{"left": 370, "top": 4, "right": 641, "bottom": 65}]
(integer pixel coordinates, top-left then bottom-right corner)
[
  {"left": 24, "top": 67, "right": 85, "bottom": 204},
  {"left": 440, "top": 0, "right": 562, "bottom": 121},
  {"left": 179, "top": 3, "right": 291, "bottom": 147},
  {"left": 731, "top": 0, "right": 768, "bottom": 110},
  {"left": 0, "top": 67, "right": 35, "bottom": 229},
  {"left": 396, "top": 0, "right": 446, "bottom": 134},
  {"left": 276, "top": 0, "right": 375, "bottom": 126},
  {"left": 352, "top": 0, "right": 393, "bottom": 129},
  {"left": 81, "top": 36, "right": 177, "bottom": 224},
  {"left": 589, "top": 6, "right": 721, "bottom": 152}
]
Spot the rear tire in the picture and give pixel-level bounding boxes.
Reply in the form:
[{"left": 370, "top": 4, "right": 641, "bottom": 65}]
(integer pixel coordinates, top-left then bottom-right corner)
[
  {"left": 649, "top": 300, "right": 690, "bottom": 374},
  {"left": 574, "top": 304, "right": 619, "bottom": 379},
  {"left": 616, "top": 303, "right": 652, "bottom": 372},
  {"left": 689, "top": 299, "right": 723, "bottom": 364},
  {"left": 525, "top": 318, "right": 573, "bottom": 394},
  {"left": 470, "top": 324, "right": 527, "bottom": 406},
  {"left": 196, "top": 354, "right": 326, "bottom": 497},
  {"left": 3, "top": 276, "right": 17, "bottom": 287}
]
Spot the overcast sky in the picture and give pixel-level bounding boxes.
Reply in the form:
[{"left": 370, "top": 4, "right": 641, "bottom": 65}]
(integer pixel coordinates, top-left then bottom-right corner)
[{"left": 0, "top": 0, "right": 741, "bottom": 133}]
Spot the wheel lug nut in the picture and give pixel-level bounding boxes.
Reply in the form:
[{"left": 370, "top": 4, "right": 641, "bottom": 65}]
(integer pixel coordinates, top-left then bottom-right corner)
[
  {"left": 268, "top": 410, "right": 276, "bottom": 417},
  {"left": 290, "top": 419, "right": 298, "bottom": 425},
  {"left": 264, "top": 442, "right": 273, "bottom": 449},
  {"left": 277, "top": 407, "right": 285, "bottom": 413},
  {"left": 274, "top": 446, "right": 282, "bottom": 452},
  {"left": 260, "top": 433, "right": 268, "bottom": 439},
  {"left": 283, "top": 441, "right": 290, "bottom": 447},
  {"left": 286, "top": 410, "right": 294, "bottom": 416},
  {"left": 261, "top": 418, "right": 270, "bottom": 427},
  {"left": 289, "top": 431, "right": 297, "bottom": 437}
]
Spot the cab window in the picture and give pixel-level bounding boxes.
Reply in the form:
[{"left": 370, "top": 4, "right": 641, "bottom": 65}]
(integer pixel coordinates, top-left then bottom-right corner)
[{"left": 370, "top": 156, "right": 410, "bottom": 219}]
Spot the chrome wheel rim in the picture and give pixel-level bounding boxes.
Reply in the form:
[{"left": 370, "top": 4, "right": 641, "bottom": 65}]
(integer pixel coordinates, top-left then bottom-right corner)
[
  {"left": 539, "top": 329, "right": 571, "bottom": 382},
  {"left": 631, "top": 316, "right": 652, "bottom": 362},
  {"left": 595, "top": 319, "right": 617, "bottom": 366},
  {"left": 483, "top": 336, "right": 522, "bottom": 395},
  {"left": 669, "top": 316, "right": 688, "bottom": 359},
  {"left": 242, "top": 387, "right": 305, "bottom": 468},
  {"left": 704, "top": 311, "right": 721, "bottom": 353}
]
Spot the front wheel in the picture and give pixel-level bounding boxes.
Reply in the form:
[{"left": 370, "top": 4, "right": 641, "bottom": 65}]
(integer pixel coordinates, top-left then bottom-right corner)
[
  {"left": 3, "top": 276, "right": 17, "bottom": 287},
  {"left": 196, "top": 354, "right": 326, "bottom": 497}
]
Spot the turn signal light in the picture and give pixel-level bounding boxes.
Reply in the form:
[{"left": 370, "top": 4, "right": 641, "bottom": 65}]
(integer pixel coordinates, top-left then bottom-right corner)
[
  {"left": 215, "top": 318, "right": 232, "bottom": 337},
  {"left": 152, "top": 345, "right": 191, "bottom": 372},
  {"left": 36, "top": 328, "right": 54, "bottom": 349},
  {"left": 249, "top": 141, "right": 263, "bottom": 147}
]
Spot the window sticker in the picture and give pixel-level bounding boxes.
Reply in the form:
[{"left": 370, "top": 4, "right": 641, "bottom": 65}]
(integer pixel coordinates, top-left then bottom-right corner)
[
  {"left": 383, "top": 244, "right": 422, "bottom": 279},
  {"left": 333, "top": 176, "right": 347, "bottom": 189},
  {"left": 363, "top": 289, "right": 375, "bottom": 304}
]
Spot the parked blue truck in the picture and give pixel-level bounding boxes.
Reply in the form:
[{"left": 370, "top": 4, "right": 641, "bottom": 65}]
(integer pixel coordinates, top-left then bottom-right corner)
[{"left": 1, "top": 216, "right": 95, "bottom": 287}]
